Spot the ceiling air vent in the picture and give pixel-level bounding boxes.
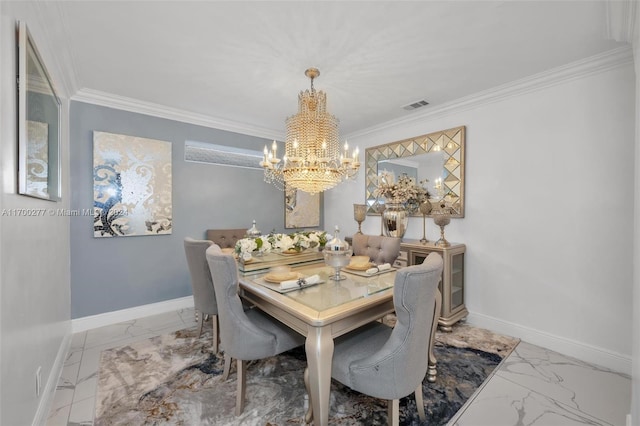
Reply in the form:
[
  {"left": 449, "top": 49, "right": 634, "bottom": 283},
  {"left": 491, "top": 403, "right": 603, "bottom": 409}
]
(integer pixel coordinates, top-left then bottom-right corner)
[{"left": 403, "top": 99, "right": 429, "bottom": 111}]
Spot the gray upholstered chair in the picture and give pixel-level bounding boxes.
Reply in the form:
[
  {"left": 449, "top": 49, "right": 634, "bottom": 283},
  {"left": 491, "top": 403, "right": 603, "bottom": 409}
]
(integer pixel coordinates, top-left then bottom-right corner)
[
  {"left": 352, "top": 233, "right": 401, "bottom": 265},
  {"left": 205, "top": 228, "right": 247, "bottom": 249},
  {"left": 205, "top": 244, "right": 305, "bottom": 416},
  {"left": 317, "top": 252, "right": 443, "bottom": 425},
  {"left": 183, "top": 237, "right": 219, "bottom": 353}
]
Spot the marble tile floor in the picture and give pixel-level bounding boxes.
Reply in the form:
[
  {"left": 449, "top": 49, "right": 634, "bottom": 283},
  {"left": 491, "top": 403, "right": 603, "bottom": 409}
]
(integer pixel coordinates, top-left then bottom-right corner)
[{"left": 46, "top": 308, "right": 631, "bottom": 426}]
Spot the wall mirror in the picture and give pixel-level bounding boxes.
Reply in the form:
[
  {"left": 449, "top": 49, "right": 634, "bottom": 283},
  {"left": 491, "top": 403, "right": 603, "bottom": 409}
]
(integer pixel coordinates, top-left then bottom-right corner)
[
  {"left": 17, "top": 21, "right": 61, "bottom": 201},
  {"left": 365, "top": 126, "right": 465, "bottom": 217}
]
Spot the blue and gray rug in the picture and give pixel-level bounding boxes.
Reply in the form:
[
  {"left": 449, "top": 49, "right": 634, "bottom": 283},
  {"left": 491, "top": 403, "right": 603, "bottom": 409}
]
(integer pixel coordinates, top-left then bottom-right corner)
[{"left": 95, "top": 320, "right": 518, "bottom": 425}]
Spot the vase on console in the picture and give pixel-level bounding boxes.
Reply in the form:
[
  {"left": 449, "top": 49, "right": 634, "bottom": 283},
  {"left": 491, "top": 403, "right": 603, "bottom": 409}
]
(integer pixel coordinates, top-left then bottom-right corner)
[
  {"left": 433, "top": 212, "right": 451, "bottom": 247},
  {"left": 382, "top": 202, "right": 409, "bottom": 238}
]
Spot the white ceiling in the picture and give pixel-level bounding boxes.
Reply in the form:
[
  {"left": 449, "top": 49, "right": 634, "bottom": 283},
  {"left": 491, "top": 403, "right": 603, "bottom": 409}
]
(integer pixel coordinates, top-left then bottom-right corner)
[{"left": 47, "top": 1, "right": 625, "bottom": 138}]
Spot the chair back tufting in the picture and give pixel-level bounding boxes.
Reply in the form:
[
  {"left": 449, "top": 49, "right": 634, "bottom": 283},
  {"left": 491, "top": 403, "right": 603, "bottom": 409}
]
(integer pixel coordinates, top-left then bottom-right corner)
[
  {"left": 206, "top": 228, "right": 247, "bottom": 249},
  {"left": 352, "top": 234, "right": 401, "bottom": 265}
]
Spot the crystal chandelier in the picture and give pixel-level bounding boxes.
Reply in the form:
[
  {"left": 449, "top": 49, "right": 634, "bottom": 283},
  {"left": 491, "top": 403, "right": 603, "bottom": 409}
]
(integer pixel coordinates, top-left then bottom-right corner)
[{"left": 260, "top": 68, "right": 360, "bottom": 194}]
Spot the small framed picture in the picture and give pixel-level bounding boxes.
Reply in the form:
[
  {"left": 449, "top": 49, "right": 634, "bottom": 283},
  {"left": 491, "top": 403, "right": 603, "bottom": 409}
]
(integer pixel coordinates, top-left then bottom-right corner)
[{"left": 284, "top": 187, "right": 320, "bottom": 229}]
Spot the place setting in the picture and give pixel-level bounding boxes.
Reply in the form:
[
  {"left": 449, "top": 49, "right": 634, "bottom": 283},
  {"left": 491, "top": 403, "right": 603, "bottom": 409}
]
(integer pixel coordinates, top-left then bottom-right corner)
[
  {"left": 256, "top": 265, "right": 325, "bottom": 293},
  {"left": 342, "top": 255, "right": 396, "bottom": 277}
]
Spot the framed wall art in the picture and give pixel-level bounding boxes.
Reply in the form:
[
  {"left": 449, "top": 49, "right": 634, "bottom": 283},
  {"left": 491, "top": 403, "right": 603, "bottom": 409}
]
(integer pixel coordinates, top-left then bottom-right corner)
[
  {"left": 284, "top": 187, "right": 320, "bottom": 229},
  {"left": 93, "top": 131, "right": 172, "bottom": 237}
]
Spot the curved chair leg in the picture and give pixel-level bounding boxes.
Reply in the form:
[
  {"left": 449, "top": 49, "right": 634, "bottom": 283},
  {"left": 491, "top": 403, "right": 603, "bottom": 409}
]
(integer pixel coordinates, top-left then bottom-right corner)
[
  {"left": 196, "top": 309, "right": 204, "bottom": 338},
  {"left": 235, "top": 359, "right": 247, "bottom": 416},
  {"left": 387, "top": 399, "right": 400, "bottom": 426},
  {"left": 415, "top": 384, "right": 426, "bottom": 421},
  {"left": 222, "top": 354, "right": 232, "bottom": 381},
  {"left": 212, "top": 314, "right": 219, "bottom": 353},
  {"left": 303, "top": 367, "right": 313, "bottom": 424},
  {"left": 427, "top": 289, "right": 442, "bottom": 383}
]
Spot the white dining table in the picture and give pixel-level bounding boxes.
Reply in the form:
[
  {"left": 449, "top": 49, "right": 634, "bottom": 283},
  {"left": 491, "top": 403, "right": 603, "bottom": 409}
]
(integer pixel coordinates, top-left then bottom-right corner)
[{"left": 238, "top": 262, "right": 440, "bottom": 426}]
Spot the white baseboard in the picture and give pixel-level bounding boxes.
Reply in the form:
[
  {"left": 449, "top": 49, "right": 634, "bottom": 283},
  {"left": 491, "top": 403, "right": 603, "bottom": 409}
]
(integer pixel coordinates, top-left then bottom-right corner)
[
  {"left": 71, "top": 296, "right": 194, "bottom": 333},
  {"left": 32, "top": 327, "right": 72, "bottom": 426},
  {"left": 69, "top": 299, "right": 632, "bottom": 375},
  {"left": 466, "top": 312, "right": 632, "bottom": 376}
]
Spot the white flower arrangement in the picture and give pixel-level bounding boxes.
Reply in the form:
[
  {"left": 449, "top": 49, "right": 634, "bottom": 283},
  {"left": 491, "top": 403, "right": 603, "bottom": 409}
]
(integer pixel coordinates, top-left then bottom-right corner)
[
  {"left": 290, "top": 233, "right": 311, "bottom": 252},
  {"left": 235, "top": 236, "right": 271, "bottom": 257},
  {"left": 274, "top": 234, "right": 293, "bottom": 251},
  {"left": 306, "top": 230, "right": 329, "bottom": 247},
  {"left": 234, "top": 230, "right": 332, "bottom": 257},
  {"left": 235, "top": 238, "right": 257, "bottom": 255}
]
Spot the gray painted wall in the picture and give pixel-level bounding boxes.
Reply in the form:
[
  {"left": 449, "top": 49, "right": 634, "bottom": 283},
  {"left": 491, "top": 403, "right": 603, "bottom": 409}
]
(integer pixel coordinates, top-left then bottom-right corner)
[{"left": 70, "top": 101, "right": 323, "bottom": 318}]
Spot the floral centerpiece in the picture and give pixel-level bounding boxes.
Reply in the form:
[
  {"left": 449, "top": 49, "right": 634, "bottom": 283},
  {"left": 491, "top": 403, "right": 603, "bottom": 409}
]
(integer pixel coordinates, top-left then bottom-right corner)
[
  {"left": 235, "top": 235, "right": 272, "bottom": 258},
  {"left": 235, "top": 230, "right": 331, "bottom": 259},
  {"left": 275, "top": 233, "right": 310, "bottom": 253},
  {"left": 373, "top": 171, "right": 430, "bottom": 211},
  {"left": 301, "top": 230, "right": 329, "bottom": 249}
]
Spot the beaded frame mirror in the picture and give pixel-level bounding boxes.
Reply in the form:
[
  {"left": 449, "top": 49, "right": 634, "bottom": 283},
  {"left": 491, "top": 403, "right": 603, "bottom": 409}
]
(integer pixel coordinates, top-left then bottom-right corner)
[{"left": 365, "top": 126, "right": 465, "bottom": 218}]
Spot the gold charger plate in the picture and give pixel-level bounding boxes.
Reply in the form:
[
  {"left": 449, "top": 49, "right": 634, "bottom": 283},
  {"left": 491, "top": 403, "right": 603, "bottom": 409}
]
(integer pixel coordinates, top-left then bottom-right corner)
[
  {"left": 281, "top": 249, "right": 303, "bottom": 255},
  {"left": 264, "top": 272, "right": 301, "bottom": 283},
  {"left": 345, "top": 262, "right": 373, "bottom": 271}
]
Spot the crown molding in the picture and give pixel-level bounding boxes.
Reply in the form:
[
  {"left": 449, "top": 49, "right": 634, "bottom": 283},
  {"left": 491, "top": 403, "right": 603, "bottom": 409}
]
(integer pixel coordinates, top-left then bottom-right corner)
[
  {"left": 71, "top": 45, "right": 632, "bottom": 142},
  {"left": 345, "top": 46, "right": 634, "bottom": 140},
  {"left": 605, "top": 0, "right": 637, "bottom": 44},
  {"left": 71, "top": 88, "right": 284, "bottom": 141}
]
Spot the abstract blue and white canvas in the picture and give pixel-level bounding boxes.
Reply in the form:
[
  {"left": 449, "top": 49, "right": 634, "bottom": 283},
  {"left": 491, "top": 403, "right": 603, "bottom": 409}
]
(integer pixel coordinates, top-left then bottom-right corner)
[{"left": 93, "top": 131, "right": 172, "bottom": 237}]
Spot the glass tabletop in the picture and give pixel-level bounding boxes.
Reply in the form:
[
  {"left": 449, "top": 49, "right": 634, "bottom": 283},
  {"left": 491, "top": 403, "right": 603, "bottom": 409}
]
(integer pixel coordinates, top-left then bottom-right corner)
[{"left": 250, "top": 264, "right": 396, "bottom": 312}]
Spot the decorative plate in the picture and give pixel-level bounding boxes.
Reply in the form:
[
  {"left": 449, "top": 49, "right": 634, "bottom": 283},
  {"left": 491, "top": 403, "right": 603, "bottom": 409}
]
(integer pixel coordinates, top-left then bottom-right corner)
[
  {"left": 345, "top": 262, "right": 373, "bottom": 271},
  {"left": 263, "top": 272, "right": 301, "bottom": 283}
]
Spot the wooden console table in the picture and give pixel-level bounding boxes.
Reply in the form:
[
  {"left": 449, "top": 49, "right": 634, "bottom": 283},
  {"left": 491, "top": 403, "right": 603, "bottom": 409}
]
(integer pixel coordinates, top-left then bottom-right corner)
[{"left": 398, "top": 240, "right": 467, "bottom": 331}]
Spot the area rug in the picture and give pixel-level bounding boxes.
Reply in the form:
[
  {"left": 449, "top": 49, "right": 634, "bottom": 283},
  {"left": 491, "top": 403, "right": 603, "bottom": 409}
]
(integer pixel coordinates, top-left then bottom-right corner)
[{"left": 95, "top": 319, "right": 519, "bottom": 425}]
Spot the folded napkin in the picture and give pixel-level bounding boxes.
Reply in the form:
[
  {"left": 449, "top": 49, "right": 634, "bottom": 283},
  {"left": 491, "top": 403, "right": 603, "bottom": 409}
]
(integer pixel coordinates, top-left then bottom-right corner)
[
  {"left": 365, "top": 263, "right": 392, "bottom": 275},
  {"left": 280, "top": 274, "right": 321, "bottom": 290}
]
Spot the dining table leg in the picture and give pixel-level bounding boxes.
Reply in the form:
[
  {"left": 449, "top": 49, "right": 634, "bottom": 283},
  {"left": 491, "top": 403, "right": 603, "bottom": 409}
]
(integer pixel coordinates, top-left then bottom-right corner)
[{"left": 305, "top": 325, "right": 334, "bottom": 426}]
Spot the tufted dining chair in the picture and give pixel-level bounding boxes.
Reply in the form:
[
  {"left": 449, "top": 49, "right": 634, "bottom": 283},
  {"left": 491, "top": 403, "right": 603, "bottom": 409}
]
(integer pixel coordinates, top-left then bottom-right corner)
[
  {"left": 183, "top": 237, "right": 219, "bottom": 353},
  {"left": 307, "top": 252, "right": 442, "bottom": 425},
  {"left": 205, "top": 244, "right": 305, "bottom": 416},
  {"left": 352, "top": 233, "right": 401, "bottom": 265},
  {"left": 205, "top": 228, "right": 247, "bottom": 249}
]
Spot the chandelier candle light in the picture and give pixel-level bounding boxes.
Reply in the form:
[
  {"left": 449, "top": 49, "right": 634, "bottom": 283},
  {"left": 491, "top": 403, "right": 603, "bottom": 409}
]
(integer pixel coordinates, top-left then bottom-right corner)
[{"left": 260, "top": 68, "right": 360, "bottom": 194}]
